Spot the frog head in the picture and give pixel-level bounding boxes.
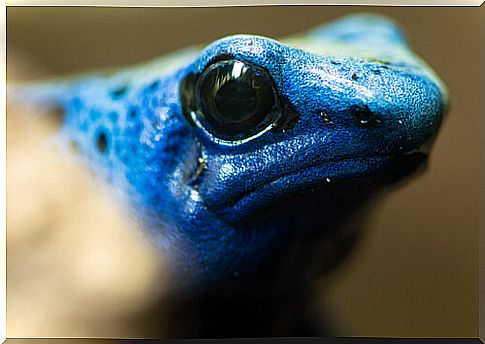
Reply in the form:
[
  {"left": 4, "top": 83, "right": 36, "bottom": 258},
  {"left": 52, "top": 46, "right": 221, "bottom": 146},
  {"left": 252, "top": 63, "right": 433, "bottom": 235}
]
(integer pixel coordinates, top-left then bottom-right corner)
[
  {"left": 10, "top": 14, "right": 447, "bottom": 292},
  {"left": 179, "top": 19, "right": 446, "bottom": 228},
  {"left": 160, "top": 15, "right": 448, "bottom": 290}
]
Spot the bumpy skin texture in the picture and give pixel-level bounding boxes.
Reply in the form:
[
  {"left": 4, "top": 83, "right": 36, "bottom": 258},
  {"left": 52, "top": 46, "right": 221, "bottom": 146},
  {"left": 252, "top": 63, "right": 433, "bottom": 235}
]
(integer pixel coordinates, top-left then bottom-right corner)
[{"left": 14, "top": 14, "right": 447, "bottom": 291}]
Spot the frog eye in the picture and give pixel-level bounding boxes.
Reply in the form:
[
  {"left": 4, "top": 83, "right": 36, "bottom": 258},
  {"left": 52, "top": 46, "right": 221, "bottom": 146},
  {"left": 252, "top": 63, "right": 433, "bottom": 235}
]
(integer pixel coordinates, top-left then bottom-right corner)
[{"left": 182, "top": 59, "right": 279, "bottom": 142}]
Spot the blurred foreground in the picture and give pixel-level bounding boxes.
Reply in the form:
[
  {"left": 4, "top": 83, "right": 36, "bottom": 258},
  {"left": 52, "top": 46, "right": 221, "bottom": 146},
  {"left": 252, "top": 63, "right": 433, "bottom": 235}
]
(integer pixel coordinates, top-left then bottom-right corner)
[{"left": 7, "top": 55, "right": 168, "bottom": 337}]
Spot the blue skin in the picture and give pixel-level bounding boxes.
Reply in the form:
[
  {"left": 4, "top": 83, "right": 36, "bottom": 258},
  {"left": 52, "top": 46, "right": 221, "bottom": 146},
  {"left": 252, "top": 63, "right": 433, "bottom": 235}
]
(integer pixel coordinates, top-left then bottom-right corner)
[{"left": 14, "top": 14, "right": 447, "bottom": 292}]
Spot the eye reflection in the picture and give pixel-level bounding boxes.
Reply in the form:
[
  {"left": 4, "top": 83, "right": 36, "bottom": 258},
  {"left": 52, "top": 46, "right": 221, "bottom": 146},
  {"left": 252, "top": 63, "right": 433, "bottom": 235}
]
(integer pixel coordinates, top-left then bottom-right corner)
[{"left": 192, "top": 59, "right": 278, "bottom": 142}]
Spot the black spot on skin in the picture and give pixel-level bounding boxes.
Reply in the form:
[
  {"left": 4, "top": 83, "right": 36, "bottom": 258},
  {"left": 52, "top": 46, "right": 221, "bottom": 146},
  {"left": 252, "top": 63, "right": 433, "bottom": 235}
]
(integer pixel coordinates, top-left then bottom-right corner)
[
  {"left": 128, "top": 108, "right": 138, "bottom": 119},
  {"left": 148, "top": 80, "right": 160, "bottom": 91},
  {"left": 96, "top": 132, "right": 108, "bottom": 153},
  {"left": 111, "top": 85, "right": 128, "bottom": 98},
  {"left": 350, "top": 105, "right": 382, "bottom": 128}
]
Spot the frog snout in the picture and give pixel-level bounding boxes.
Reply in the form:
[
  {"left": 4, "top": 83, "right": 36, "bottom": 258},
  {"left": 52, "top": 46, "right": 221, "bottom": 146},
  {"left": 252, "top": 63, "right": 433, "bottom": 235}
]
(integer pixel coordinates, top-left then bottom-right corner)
[{"left": 281, "top": 60, "right": 446, "bottom": 156}]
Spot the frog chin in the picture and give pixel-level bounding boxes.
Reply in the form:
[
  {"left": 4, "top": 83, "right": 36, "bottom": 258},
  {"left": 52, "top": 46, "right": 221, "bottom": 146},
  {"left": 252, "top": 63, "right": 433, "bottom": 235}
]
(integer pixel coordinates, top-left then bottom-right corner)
[{"left": 213, "top": 151, "right": 428, "bottom": 225}]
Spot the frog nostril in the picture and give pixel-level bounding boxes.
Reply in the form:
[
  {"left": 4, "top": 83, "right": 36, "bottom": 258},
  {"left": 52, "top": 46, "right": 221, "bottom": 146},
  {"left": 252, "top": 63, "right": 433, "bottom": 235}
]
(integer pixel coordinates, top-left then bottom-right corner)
[{"left": 350, "top": 104, "right": 382, "bottom": 128}]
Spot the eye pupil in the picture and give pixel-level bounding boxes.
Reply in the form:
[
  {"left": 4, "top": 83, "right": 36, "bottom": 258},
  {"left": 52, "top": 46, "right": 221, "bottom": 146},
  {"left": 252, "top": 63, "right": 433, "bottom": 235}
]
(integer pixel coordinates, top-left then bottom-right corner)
[
  {"left": 191, "top": 59, "right": 278, "bottom": 142},
  {"left": 215, "top": 79, "right": 257, "bottom": 122}
]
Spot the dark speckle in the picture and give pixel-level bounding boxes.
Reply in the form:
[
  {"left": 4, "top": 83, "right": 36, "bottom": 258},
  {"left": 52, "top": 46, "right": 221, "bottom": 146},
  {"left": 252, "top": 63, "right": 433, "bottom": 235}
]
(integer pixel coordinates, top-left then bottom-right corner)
[
  {"left": 111, "top": 85, "right": 128, "bottom": 98},
  {"left": 350, "top": 105, "right": 382, "bottom": 128},
  {"left": 96, "top": 131, "right": 108, "bottom": 153},
  {"left": 351, "top": 73, "right": 359, "bottom": 81}
]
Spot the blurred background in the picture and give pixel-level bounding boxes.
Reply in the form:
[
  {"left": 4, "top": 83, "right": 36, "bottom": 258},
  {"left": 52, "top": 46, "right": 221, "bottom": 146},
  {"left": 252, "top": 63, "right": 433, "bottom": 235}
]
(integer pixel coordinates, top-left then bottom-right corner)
[{"left": 6, "top": 6, "right": 481, "bottom": 338}]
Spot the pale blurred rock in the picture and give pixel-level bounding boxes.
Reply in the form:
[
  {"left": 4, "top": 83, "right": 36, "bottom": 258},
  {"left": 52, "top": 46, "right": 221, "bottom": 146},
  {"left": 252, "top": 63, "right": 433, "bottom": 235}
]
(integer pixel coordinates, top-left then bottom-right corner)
[{"left": 7, "top": 81, "right": 168, "bottom": 338}]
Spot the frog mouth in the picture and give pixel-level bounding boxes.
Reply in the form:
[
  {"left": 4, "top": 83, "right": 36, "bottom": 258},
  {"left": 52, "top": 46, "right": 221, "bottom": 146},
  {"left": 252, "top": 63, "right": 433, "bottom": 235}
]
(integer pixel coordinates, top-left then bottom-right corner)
[{"left": 211, "top": 150, "right": 428, "bottom": 224}]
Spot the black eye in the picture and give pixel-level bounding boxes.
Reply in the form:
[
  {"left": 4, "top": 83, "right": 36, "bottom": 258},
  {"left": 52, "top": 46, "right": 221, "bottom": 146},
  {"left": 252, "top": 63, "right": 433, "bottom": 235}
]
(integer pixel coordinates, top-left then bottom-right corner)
[{"left": 183, "top": 59, "right": 278, "bottom": 142}]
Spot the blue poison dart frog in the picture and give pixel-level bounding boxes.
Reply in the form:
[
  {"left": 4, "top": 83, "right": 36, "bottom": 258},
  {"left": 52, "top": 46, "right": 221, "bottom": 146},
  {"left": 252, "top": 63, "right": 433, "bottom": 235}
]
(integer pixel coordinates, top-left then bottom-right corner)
[{"left": 10, "top": 13, "right": 448, "bottom": 300}]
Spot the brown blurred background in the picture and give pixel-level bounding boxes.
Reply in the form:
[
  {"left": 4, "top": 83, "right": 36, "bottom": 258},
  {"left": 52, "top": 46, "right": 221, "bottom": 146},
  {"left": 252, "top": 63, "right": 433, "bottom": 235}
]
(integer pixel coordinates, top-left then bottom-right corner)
[{"left": 6, "top": 6, "right": 482, "bottom": 338}]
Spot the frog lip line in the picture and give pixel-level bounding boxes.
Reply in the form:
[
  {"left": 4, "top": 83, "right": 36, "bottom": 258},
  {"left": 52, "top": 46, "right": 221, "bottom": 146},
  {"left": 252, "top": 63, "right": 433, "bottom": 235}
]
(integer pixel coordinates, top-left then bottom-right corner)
[{"left": 208, "top": 148, "right": 428, "bottom": 213}]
